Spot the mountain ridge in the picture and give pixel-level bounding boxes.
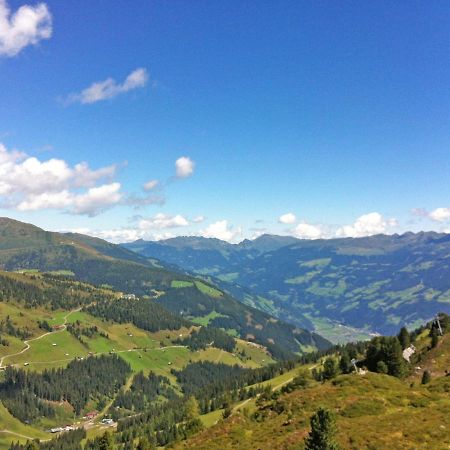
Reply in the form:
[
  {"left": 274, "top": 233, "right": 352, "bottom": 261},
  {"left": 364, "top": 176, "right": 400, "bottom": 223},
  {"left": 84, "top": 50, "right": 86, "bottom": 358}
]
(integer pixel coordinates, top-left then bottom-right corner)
[
  {"left": 0, "top": 217, "right": 330, "bottom": 357},
  {"left": 122, "top": 231, "right": 450, "bottom": 340}
]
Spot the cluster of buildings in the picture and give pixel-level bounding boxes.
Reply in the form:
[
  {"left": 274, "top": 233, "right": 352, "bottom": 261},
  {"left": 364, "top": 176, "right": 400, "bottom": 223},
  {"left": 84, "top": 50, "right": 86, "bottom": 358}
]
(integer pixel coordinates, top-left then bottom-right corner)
[{"left": 49, "top": 425, "right": 76, "bottom": 433}]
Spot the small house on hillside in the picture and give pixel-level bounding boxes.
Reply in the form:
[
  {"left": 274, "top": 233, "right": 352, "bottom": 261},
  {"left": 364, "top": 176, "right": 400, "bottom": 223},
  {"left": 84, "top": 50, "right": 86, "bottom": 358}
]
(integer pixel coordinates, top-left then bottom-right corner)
[
  {"left": 84, "top": 411, "right": 98, "bottom": 420},
  {"left": 402, "top": 344, "right": 416, "bottom": 362}
]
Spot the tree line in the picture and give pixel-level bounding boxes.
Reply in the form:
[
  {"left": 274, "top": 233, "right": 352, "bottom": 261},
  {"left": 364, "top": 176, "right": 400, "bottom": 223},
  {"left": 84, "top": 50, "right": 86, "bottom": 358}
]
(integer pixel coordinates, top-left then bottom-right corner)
[
  {"left": 0, "top": 354, "right": 131, "bottom": 419},
  {"left": 175, "top": 326, "right": 236, "bottom": 352},
  {"left": 85, "top": 297, "right": 190, "bottom": 333},
  {"left": 111, "top": 371, "right": 178, "bottom": 417}
]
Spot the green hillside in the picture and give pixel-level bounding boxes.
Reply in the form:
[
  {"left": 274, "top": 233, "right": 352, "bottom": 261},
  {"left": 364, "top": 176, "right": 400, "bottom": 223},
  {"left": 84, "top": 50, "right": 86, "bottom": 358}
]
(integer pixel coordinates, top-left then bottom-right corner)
[
  {"left": 0, "top": 271, "right": 276, "bottom": 446},
  {"left": 123, "top": 232, "right": 450, "bottom": 341},
  {"left": 171, "top": 317, "right": 450, "bottom": 450},
  {"left": 0, "top": 218, "right": 330, "bottom": 357},
  {"left": 6, "top": 305, "right": 450, "bottom": 449},
  {"left": 173, "top": 371, "right": 450, "bottom": 450}
]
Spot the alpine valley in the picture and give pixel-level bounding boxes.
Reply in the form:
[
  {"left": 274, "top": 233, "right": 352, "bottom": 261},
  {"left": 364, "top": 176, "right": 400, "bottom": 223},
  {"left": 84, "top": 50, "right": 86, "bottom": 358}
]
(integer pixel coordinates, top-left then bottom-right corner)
[
  {"left": 0, "top": 218, "right": 449, "bottom": 449},
  {"left": 3, "top": 3, "right": 449, "bottom": 448},
  {"left": 123, "top": 233, "right": 450, "bottom": 343}
]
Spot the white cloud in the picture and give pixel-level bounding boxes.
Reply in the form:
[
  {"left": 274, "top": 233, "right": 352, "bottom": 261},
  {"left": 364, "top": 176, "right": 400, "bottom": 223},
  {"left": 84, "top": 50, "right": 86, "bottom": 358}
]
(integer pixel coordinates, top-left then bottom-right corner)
[
  {"left": 192, "top": 215, "right": 205, "bottom": 223},
  {"left": 0, "top": 142, "right": 122, "bottom": 216},
  {"left": 200, "top": 220, "right": 241, "bottom": 242},
  {"left": 80, "top": 227, "right": 145, "bottom": 244},
  {"left": 279, "top": 212, "right": 296, "bottom": 224},
  {"left": 336, "top": 212, "right": 397, "bottom": 238},
  {"left": 72, "top": 183, "right": 123, "bottom": 216},
  {"left": 138, "top": 213, "right": 189, "bottom": 230},
  {"left": 429, "top": 207, "right": 450, "bottom": 222},
  {"left": 66, "top": 68, "right": 149, "bottom": 105},
  {"left": 0, "top": 0, "right": 52, "bottom": 57},
  {"left": 75, "top": 213, "right": 193, "bottom": 243},
  {"left": 292, "top": 222, "right": 323, "bottom": 239},
  {"left": 143, "top": 179, "right": 159, "bottom": 191},
  {"left": 84, "top": 227, "right": 179, "bottom": 243},
  {"left": 175, "top": 156, "right": 195, "bottom": 178},
  {"left": 250, "top": 227, "right": 267, "bottom": 239},
  {"left": 0, "top": 146, "right": 116, "bottom": 196},
  {"left": 16, "top": 182, "right": 123, "bottom": 217}
]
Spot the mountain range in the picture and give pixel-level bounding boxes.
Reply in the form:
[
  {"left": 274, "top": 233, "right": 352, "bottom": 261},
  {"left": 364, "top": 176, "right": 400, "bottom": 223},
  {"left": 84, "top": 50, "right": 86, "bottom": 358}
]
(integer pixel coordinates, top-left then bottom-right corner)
[
  {"left": 1, "top": 217, "right": 449, "bottom": 449},
  {"left": 123, "top": 232, "right": 450, "bottom": 341},
  {"left": 0, "top": 217, "right": 329, "bottom": 357}
]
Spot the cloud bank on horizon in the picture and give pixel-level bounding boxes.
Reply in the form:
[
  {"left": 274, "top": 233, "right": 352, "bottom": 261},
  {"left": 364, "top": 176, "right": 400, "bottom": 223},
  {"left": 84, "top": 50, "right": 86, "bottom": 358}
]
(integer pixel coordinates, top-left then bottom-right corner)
[{"left": 0, "top": 139, "right": 449, "bottom": 243}]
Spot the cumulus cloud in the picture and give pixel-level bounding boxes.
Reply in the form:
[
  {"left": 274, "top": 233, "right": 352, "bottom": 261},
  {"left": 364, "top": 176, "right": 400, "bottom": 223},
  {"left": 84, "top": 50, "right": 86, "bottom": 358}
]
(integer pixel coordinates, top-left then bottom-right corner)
[
  {"left": 143, "top": 179, "right": 159, "bottom": 191},
  {"left": 65, "top": 68, "right": 149, "bottom": 105},
  {"left": 200, "top": 220, "right": 241, "bottom": 242},
  {"left": 175, "top": 156, "right": 195, "bottom": 178},
  {"left": 336, "top": 212, "right": 397, "bottom": 238},
  {"left": 250, "top": 227, "right": 267, "bottom": 239},
  {"left": 138, "top": 213, "right": 189, "bottom": 230},
  {"left": 429, "top": 207, "right": 450, "bottom": 222},
  {"left": 16, "top": 182, "right": 123, "bottom": 216},
  {"left": 279, "top": 212, "right": 296, "bottom": 224},
  {"left": 0, "top": 143, "right": 199, "bottom": 216},
  {"left": 0, "top": 142, "right": 122, "bottom": 216},
  {"left": 75, "top": 213, "right": 193, "bottom": 243},
  {"left": 292, "top": 222, "right": 324, "bottom": 239},
  {"left": 192, "top": 215, "right": 205, "bottom": 223},
  {"left": 0, "top": 0, "right": 52, "bottom": 57},
  {"left": 70, "top": 227, "right": 145, "bottom": 244}
]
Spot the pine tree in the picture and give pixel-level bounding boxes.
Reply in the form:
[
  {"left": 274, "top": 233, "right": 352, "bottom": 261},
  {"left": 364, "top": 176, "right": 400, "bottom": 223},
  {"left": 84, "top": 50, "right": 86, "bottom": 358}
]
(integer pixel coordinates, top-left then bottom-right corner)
[
  {"left": 185, "top": 396, "right": 200, "bottom": 420},
  {"left": 98, "top": 431, "right": 114, "bottom": 450},
  {"left": 322, "top": 358, "right": 339, "bottom": 380},
  {"left": 222, "top": 405, "right": 232, "bottom": 419},
  {"left": 339, "top": 351, "right": 351, "bottom": 374},
  {"left": 137, "top": 436, "right": 153, "bottom": 450},
  {"left": 430, "top": 327, "right": 439, "bottom": 348},
  {"left": 421, "top": 370, "right": 431, "bottom": 385},
  {"left": 304, "top": 407, "right": 341, "bottom": 450},
  {"left": 385, "top": 337, "right": 406, "bottom": 378},
  {"left": 398, "top": 327, "right": 410, "bottom": 350},
  {"left": 25, "top": 443, "right": 40, "bottom": 450},
  {"left": 376, "top": 360, "right": 388, "bottom": 374}
]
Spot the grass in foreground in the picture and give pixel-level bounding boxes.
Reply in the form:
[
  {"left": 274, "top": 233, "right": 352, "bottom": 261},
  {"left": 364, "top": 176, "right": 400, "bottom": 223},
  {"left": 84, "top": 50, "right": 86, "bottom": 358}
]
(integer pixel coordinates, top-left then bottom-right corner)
[{"left": 173, "top": 372, "right": 450, "bottom": 450}]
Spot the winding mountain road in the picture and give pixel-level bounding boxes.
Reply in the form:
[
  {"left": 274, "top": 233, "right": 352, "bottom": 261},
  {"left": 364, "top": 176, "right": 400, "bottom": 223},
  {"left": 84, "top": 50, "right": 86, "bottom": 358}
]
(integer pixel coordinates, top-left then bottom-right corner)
[
  {"left": 0, "top": 307, "right": 81, "bottom": 369},
  {"left": 0, "top": 429, "right": 41, "bottom": 441}
]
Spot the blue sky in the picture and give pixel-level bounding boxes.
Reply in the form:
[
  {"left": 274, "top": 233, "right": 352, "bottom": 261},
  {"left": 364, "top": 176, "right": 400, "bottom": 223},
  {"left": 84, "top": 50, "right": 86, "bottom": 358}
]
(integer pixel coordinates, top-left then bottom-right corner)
[{"left": 0, "top": 0, "right": 449, "bottom": 242}]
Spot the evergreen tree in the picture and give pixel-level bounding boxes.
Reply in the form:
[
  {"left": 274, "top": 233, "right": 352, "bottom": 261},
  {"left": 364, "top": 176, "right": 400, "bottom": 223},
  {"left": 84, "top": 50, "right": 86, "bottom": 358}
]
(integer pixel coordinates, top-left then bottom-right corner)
[
  {"left": 136, "top": 437, "right": 153, "bottom": 450},
  {"left": 99, "top": 432, "right": 114, "bottom": 450},
  {"left": 304, "top": 407, "right": 341, "bottom": 450},
  {"left": 25, "top": 443, "right": 39, "bottom": 450},
  {"left": 376, "top": 361, "right": 388, "bottom": 374},
  {"left": 339, "top": 351, "right": 351, "bottom": 374},
  {"left": 421, "top": 370, "right": 431, "bottom": 385},
  {"left": 398, "top": 327, "right": 410, "bottom": 350},
  {"left": 222, "top": 405, "right": 232, "bottom": 419},
  {"left": 430, "top": 327, "right": 439, "bottom": 348},
  {"left": 185, "top": 396, "right": 200, "bottom": 420},
  {"left": 322, "top": 358, "right": 339, "bottom": 380},
  {"left": 384, "top": 337, "right": 406, "bottom": 378}
]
